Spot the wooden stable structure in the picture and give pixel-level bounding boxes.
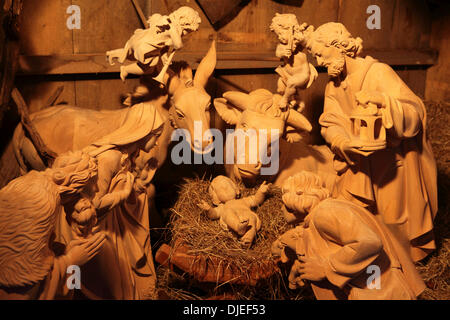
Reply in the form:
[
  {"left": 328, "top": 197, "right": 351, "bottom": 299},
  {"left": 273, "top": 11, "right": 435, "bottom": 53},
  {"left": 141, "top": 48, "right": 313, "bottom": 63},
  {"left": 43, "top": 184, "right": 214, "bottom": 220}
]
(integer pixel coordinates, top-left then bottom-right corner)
[{"left": 0, "top": 0, "right": 448, "bottom": 187}]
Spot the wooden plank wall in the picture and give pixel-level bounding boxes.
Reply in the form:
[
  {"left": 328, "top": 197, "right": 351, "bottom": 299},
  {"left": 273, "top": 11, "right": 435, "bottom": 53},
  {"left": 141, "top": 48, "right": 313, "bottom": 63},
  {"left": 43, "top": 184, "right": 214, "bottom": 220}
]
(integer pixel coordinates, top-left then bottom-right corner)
[
  {"left": 0, "top": 0, "right": 437, "bottom": 187},
  {"left": 425, "top": 2, "right": 450, "bottom": 102}
]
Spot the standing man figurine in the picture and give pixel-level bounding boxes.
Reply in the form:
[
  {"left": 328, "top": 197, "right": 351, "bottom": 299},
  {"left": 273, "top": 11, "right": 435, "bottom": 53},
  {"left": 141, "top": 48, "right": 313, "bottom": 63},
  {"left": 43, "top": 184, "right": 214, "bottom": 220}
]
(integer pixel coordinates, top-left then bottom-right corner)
[{"left": 307, "top": 22, "right": 438, "bottom": 262}]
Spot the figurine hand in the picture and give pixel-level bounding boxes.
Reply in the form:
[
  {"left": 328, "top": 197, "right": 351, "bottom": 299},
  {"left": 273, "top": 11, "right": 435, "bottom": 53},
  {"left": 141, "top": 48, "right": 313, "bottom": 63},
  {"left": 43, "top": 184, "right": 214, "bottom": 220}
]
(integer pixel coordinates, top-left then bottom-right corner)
[
  {"left": 288, "top": 259, "right": 306, "bottom": 289},
  {"left": 340, "top": 139, "right": 385, "bottom": 164},
  {"left": 197, "top": 200, "right": 211, "bottom": 211},
  {"left": 355, "top": 91, "right": 385, "bottom": 108},
  {"left": 297, "top": 256, "right": 327, "bottom": 282},
  {"left": 258, "top": 181, "right": 271, "bottom": 194},
  {"left": 65, "top": 232, "right": 106, "bottom": 266}
]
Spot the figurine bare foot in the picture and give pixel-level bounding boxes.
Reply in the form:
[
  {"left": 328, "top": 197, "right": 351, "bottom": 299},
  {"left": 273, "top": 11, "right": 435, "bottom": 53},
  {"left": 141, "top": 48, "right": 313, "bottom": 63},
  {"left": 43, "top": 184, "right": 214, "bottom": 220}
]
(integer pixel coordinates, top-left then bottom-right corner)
[
  {"left": 120, "top": 66, "right": 128, "bottom": 82},
  {"left": 236, "top": 218, "right": 250, "bottom": 235},
  {"left": 239, "top": 237, "right": 252, "bottom": 248},
  {"left": 106, "top": 51, "right": 115, "bottom": 65}
]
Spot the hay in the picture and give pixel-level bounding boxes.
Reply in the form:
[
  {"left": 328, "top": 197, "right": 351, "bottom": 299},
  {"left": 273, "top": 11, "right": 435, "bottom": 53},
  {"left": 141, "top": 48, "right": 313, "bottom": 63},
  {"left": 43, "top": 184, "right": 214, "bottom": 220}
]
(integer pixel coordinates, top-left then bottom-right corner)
[
  {"left": 416, "top": 101, "right": 450, "bottom": 300},
  {"left": 169, "top": 178, "right": 287, "bottom": 266},
  {"left": 156, "top": 177, "right": 315, "bottom": 300},
  {"left": 156, "top": 100, "right": 450, "bottom": 300}
]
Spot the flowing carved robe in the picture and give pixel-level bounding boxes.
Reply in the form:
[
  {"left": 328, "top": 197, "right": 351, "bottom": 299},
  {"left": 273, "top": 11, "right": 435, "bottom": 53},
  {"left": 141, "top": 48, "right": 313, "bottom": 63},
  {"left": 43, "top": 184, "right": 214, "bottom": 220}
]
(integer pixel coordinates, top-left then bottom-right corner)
[
  {"left": 319, "top": 56, "right": 438, "bottom": 262},
  {"left": 55, "top": 103, "right": 163, "bottom": 299},
  {"left": 299, "top": 198, "right": 425, "bottom": 300}
]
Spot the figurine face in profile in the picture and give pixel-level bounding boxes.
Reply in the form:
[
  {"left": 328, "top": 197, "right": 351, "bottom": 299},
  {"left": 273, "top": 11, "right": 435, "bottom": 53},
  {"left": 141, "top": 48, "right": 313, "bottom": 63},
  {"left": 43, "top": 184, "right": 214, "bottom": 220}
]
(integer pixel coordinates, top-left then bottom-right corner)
[{"left": 309, "top": 41, "right": 345, "bottom": 78}]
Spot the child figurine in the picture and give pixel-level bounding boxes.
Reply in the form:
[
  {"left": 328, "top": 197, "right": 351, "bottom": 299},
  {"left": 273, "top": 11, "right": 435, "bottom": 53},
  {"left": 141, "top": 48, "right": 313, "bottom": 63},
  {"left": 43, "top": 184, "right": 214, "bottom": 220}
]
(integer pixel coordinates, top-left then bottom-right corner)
[
  {"left": 106, "top": 6, "right": 201, "bottom": 82},
  {"left": 70, "top": 195, "right": 98, "bottom": 237},
  {"left": 197, "top": 176, "right": 270, "bottom": 248},
  {"left": 270, "top": 13, "right": 317, "bottom": 111}
]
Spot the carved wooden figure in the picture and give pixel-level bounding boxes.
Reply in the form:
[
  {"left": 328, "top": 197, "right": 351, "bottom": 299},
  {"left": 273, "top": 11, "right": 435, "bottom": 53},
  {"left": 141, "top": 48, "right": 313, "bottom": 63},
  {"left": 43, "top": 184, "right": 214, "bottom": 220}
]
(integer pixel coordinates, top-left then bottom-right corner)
[
  {"left": 272, "top": 171, "right": 426, "bottom": 300},
  {"left": 270, "top": 13, "right": 318, "bottom": 110},
  {"left": 0, "top": 151, "right": 105, "bottom": 300},
  {"left": 54, "top": 103, "right": 165, "bottom": 300},
  {"left": 213, "top": 89, "right": 338, "bottom": 190},
  {"left": 198, "top": 176, "right": 270, "bottom": 247},
  {"left": 11, "top": 41, "right": 217, "bottom": 300},
  {"left": 307, "top": 22, "right": 438, "bottom": 262},
  {"left": 106, "top": 6, "right": 201, "bottom": 82}
]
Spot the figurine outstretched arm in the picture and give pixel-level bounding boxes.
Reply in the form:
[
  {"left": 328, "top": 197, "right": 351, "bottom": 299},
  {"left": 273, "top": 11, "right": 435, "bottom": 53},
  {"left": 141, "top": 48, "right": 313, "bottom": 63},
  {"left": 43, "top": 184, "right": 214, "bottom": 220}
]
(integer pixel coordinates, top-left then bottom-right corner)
[
  {"left": 197, "top": 200, "right": 221, "bottom": 220},
  {"left": 242, "top": 181, "right": 271, "bottom": 207}
]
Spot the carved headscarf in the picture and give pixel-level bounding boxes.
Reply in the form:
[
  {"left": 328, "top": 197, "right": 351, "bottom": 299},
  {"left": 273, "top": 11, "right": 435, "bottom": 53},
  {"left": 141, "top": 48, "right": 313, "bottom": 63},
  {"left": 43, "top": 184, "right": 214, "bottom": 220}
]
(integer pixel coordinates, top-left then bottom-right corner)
[{"left": 87, "top": 102, "right": 165, "bottom": 157}]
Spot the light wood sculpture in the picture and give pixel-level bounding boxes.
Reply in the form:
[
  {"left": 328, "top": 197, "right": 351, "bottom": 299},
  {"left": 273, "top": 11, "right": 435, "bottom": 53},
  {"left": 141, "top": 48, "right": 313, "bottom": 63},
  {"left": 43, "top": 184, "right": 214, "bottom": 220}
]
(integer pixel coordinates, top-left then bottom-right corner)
[
  {"left": 0, "top": 151, "right": 105, "bottom": 300},
  {"left": 308, "top": 22, "right": 438, "bottom": 262},
  {"left": 106, "top": 6, "right": 201, "bottom": 82},
  {"left": 198, "top": 176, "right": 270, "bottom": 248},
  {"left": 272, "top": 171, "right": 426, "bottom": 300}
]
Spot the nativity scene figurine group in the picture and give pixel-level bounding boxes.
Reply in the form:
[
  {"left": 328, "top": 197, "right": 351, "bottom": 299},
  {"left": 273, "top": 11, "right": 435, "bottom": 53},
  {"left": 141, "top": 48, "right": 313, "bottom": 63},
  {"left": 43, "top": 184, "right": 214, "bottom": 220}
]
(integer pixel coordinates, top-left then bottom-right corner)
[{"left": 0, "top": 7, "right": 438, "bottom": 300}]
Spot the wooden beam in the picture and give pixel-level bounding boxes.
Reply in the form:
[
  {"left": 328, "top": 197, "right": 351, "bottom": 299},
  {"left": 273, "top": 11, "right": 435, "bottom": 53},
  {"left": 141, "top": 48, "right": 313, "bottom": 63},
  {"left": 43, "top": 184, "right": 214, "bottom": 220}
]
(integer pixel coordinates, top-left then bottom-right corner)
[
  {"left": 17, "top": 49, "right": 438, "bottom": 75},
  {"left": 11, "top": 87, "right": 57, "bottom": 165},
  {"left": 131, "top": 0, "right": 149, "bottom": 28}
]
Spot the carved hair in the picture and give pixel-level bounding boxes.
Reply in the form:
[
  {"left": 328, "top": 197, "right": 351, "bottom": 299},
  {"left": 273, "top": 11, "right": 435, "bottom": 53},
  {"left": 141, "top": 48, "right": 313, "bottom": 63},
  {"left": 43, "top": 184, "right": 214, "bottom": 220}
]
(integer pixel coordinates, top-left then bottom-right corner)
[
  {"left": 270, "top": 13, "right": 312, "bottom": 45},
  {"left": 51, "top": 151, "right": 97, "bottom": 202},
  {"left": 169, "top": 6, "right": 201, "bottom": 31},
  {"left": 249, "top": 89, "right": 289, "bottom": 120},
  {"left": 310, "top": 22, "right": 363, "bottom": 57},
  {"left": 0, "top": 171, "right": 59, "bottom": 287},
  {"left": 281, "top": 171, "right": 330, "bottom": 214},
  {"left": 208, "top": 175, "right": 240, "bottom": 206}
]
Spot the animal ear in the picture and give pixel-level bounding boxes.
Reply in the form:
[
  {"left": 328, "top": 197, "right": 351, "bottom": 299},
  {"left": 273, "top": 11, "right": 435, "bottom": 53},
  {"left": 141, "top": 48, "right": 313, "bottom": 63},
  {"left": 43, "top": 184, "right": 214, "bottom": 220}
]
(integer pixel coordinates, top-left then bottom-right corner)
[
  {"left": 194, "top": 40, "right": 217, "bottom": 88},
  {"left": 222, "top": 91, "right": 251, "bottom": 111},
  {"left": 213, "top": 98, "right": 242, "bottom": 125},
  {"left": 286, "top": 110, "right": 313, "bottom": 133},
  {"left": 167, "top": 75, "right": 182, "bottom": 96}
]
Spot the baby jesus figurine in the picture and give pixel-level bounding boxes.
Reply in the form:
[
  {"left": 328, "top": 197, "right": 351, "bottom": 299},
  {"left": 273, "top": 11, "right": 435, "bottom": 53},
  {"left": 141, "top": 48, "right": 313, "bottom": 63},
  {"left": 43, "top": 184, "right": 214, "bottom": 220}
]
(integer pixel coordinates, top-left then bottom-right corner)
[
  {"left": 106, "top": 6, "right": 201, "bottom": 82},
  {"left": 270, "top": 13, "right": 317, "bottom": 111},
  {"left": 197, "top": 176, "right": 270, "bottom": 248}
]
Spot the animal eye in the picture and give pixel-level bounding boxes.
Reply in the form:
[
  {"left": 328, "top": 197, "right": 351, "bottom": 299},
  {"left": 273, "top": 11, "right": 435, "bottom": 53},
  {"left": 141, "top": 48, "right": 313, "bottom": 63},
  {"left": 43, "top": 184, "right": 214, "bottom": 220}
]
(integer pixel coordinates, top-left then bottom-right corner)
[{"left": 175, "top": 108, "right": 185, "bottom": 119}]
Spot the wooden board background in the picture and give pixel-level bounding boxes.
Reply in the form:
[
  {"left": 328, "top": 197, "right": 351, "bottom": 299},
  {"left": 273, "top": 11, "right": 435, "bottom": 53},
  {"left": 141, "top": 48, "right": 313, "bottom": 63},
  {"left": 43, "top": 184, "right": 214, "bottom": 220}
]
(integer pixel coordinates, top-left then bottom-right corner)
[{"left": 0, "top": 0, "right": 443, "bottom": 187}]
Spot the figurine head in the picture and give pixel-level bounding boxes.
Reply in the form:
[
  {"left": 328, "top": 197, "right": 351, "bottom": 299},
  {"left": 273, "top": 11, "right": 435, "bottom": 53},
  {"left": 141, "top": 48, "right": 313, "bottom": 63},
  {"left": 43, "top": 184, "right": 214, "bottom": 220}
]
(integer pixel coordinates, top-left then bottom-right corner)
[
  {"left": 170, "top": 6, "right": 201, "bottom": 35},
  {"left": 214, "top": 89, "right": 312, "bottom": 184},
  {"left": 270, "top": 13, "right": 310, "bottom": 48},
  {"left": 0, "top": 171, "right": 60, "bottom": 288},
  {"left": 168, "top": 41, "right": 216, "bottom": 154},
  {"left": 51, "top": 151, "right": 98, "bottom": 203},
  {"left": 307, "top": 22, "right": 363, "bottom": 77},
  {"left": 208, "top": 175, "right": 241, "bottom": 205},
  {"left": 73, "top": 197, "right": 95, "bottom": 223},
  {"left": 281, "top": 171, "right": 330, "bottom": 221}
]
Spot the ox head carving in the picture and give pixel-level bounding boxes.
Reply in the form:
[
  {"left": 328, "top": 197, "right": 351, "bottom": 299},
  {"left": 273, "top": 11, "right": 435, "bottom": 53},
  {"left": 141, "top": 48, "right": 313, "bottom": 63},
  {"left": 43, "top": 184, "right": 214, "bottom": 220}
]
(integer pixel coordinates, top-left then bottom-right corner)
[{"left": 214, "top": 89, "right": 312, "bottom": 182}]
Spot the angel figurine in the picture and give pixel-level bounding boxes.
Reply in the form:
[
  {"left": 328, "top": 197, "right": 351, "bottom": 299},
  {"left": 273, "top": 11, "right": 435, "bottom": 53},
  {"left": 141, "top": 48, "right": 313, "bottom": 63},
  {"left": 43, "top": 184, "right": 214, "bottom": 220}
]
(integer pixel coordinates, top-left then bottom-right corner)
[
  {"left": 106, "top": 6, "right": 201, "bottom": 82},
  {"left": 197, "top": 176, "right": 270, "bottom": 248},
  {"left": 270, "top": 13, "right": 318, "bottom": 111}
]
